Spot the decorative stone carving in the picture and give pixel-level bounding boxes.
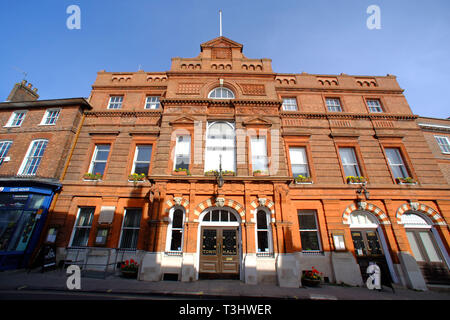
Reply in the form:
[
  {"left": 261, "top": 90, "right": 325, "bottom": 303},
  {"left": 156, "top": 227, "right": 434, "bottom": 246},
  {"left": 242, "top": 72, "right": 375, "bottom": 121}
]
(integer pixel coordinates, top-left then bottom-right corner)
[
  {"left": 357, "top": 201, "right": 367, "bottom": 211},
  {"left": 215, "top": 197, "right": 225, "bottom": 207},
  {"left": 410, "top": 201, "right": 419, "bottom": 211},
  {"left": 258, "top": 198, "right": 267, "bottom": 207},
  {"left": 173, "top": 197, "right": 183, "bottom": 206}
]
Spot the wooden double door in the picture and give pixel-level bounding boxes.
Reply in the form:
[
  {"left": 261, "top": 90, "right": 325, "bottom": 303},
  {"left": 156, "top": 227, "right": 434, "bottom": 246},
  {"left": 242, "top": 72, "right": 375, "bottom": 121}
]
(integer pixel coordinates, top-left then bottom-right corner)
[
  {"left": 351, "top": 229, "right": 393, "bottom": 286},
  {"left": 199, "top": 227, "right": 240, "bottom": 279}
]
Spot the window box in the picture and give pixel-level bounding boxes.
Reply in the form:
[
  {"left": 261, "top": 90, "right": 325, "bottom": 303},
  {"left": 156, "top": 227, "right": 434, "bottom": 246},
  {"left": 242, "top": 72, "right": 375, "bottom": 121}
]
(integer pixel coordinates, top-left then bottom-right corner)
[
  {"left": 346, "top": 176, "right": 368, "bottom": 184},
  {"left": 128, "top": 173, "right": 146, "bottom": 182},
  {"left": 204, "top": 170, "right": 218, "bottom": 176},
  {"left": 253, "top": 170, "right": 268, "bottom": 176},
  {"left": 83, "top": 172, "right": 103, "bottom": 180},
  {"left": 294, "top": 175, "right": 313, "bottom": 184},
  {"left": 173, "top": 168, "right": 190, "bottom": 175},
  {"left": 223, "top": 170, "right": 235, "bottom": 176},
  {"left": 396, "top": 177, "right": 417, "bottom": 185}
]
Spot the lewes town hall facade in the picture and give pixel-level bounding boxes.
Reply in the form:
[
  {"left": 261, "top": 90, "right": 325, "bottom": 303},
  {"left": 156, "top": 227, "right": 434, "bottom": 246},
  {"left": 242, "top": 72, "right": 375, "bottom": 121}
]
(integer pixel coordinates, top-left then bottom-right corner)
[{"left": 1, "top": 36, "right": 449, "bottom": 289}]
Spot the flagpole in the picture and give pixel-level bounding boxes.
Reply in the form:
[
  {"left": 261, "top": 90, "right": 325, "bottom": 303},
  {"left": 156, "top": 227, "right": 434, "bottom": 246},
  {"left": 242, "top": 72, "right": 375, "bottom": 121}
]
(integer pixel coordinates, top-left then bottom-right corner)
[{"left": 219, "top": 10, "right": 222, "bottom": 37}]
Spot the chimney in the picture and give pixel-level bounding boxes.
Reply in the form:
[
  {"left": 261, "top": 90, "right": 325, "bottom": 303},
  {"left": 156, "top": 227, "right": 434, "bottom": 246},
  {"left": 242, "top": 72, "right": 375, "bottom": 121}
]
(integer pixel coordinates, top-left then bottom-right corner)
[{"left": 6, "top": 80, "right": 40, "bottom": 102}]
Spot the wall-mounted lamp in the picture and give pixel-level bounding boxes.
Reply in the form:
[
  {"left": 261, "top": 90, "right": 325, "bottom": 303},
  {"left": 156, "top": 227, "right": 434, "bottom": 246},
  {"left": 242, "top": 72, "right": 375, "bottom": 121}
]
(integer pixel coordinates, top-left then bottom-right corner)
[
  {"left": 216, "top": 154, "right": 224, "bottom": 188},
  {"left": 356, "top": 185, "right": 370, "bottom": 199}
]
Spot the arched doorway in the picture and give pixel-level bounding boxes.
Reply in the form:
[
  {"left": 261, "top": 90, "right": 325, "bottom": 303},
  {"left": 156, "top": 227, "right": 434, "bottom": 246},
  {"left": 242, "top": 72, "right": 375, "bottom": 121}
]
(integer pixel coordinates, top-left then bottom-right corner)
[
  {"left": 197, "top": 207, "right": 241, "bottom": 279},
  {"left": 401, "top": 211, "right": 450, "bottom": 285},
  {"left": 348, "top": 210, "right": 396, "bottom": 286}
]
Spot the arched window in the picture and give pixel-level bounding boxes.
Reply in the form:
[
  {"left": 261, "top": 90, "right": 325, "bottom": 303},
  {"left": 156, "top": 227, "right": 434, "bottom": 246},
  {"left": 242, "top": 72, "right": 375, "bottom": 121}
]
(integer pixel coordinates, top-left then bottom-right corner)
[
  {"left": 166, "top": 208, "right": 185, "bottom": 252},
  {"left": 208, "top": 87, "right": 235, "bottom": 99},
  {"left": 256, "top": 209, "right": 272, "bottom": 254},
  {"left": 204, "top": 121, "right": 236, "bottom": 172}
]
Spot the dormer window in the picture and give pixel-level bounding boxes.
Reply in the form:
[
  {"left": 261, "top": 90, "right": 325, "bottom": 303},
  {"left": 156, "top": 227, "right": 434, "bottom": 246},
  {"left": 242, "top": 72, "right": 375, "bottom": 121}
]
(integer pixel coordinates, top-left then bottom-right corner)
[{"left": 208, "top": 87, "right": 235, "bottom": 99}]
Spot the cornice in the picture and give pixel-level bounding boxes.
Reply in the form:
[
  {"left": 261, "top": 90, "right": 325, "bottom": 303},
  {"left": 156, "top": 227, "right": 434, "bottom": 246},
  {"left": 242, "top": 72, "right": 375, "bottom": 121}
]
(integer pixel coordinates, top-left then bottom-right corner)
[
  {"left": 275, "top": 86, "right": 404, "bottom": 94},
  {"left": 91, "top": 85, "right": 167, "bottom": 90},
  {"left": 280, "top": 112, "right": 418, "bottom": 121},
  {"left": 85, "top": 110, "right": 162, "bottom": 117}
]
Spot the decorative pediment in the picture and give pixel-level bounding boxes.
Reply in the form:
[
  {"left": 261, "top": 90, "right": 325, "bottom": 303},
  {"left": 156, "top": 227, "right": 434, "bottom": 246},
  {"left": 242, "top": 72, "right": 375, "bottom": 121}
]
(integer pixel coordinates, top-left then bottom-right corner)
[
  {"left": 200, "top": 36, "right": 243, "bottom": 51},
  {"left": 242, "top": 117, "right": 272, "bottom": 128},
  {"left": 169, "top": 116, "right": 196, "bottom": 126}
]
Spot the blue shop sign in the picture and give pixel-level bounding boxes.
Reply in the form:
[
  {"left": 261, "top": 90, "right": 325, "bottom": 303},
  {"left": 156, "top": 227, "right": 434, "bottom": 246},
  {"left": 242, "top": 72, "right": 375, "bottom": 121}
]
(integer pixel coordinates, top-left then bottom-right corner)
[{"left": 0, "top": 186, "right": 53, "bottom": 195}]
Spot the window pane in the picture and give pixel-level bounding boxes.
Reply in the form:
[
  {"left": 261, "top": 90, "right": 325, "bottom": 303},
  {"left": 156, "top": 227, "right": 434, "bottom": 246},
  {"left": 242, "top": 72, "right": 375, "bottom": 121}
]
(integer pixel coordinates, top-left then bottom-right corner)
[
  {"left": 300, "top": 231, "right": 320, "bottom": 251},
  {"left": 406, "top": 231, "right": 424, "bottom": 261},
  {"left": 257, "top": 231, "right": 269, "bottom": 252},
  {"left": 212, "top": 210, "right": 220, "bottom": 222},
  {"left": 136, "top": 146, "right": 152, "bottom": 162},
  {"left": 298, "top": 213, "right": 317, "bottom": 230},
  {"left": 134, "top": 163, "right": 149, "bottom": 175},
  {"left": 123, "top": 209, "right": 141, "bottom": 228},
  {"left": 418, "top": 231, "right": 442, "bottom": 262},
  {"left": 71, "top": 228, "right": 91, "bottom": 247},
  {"left": 76, "top": 208, "right": 94, "bottom": 226},
  {"left": 92, "top": 162, "right": 106, "bottom": 175},
  {"left": 95, "top": 145, "right": 110, "bottom": 161},
  {"left": 172, "top": 209, "right": 184, "bottom": 229},
  {"left": 120, "top": 229, "right": 139, "bottom": 249},
  {"left": 170, "top": 230, "right": 182, "bottom": 251},
  {"left": 257, "top": 210, "right": 268, "bottom": 229}
]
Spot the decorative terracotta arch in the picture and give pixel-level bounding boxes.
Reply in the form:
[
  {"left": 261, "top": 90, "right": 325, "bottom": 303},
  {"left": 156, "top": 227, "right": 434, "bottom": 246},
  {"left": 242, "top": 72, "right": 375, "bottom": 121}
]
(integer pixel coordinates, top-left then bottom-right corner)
[
  {"left": 164, "top": 197, "right": 190, "bottom": 215},
  {"left": 396, "top": 202, "right": 447, "bottom": 226},
  {"left": 342, "top": 201, "right": 391, "bottom": 225},
  {"left": 193, "top": 197, "right": 245, "bottom": 218},
  {"left": 250, "top": 198, "right": 275, "bottom": 216}
]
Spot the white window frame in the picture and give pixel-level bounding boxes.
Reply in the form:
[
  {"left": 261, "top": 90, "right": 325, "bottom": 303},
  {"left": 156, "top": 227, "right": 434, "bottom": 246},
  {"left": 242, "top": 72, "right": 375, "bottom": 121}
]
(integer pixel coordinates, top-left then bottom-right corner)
[
  {"left": 131, "top": 145, "right": 152, "bottom": 175},
  {"left": 339, "top": 147, "right": 362, "bottom": 177},
  {"left": 204, "top": 121, "right": 236, "bottom": 172},
  {"left": 385, "top": 147, "right": 409, "bottom": 178},
  {"left": 40, "top": 108, "right": 61, "bottom": 125},
  {"left": 208, "top": 87, "right": 235, "bottom": 99},
  {"left": 18, "top": 139, "right": 48, "bottom": 176},
  {"left": 250, "top": 136, "right": 269, "bottom": 172},
  {"left": 326, "top": 98, "right": 343, "bottom": 112},
  {"left": 434, "top": 136, "right": 450, "bottom": 154},
  {"left": 282, "top": 98, "right": 298, "bottom": 111},
  {"left": 255, "top": 208, "right": 273, "bottom": 254},
  {"left": 88, "top": 144, "right": 111, "bottom": 176},
  {"left": 107, "top": 96, "right": 123, "bottom": 109},
  {"left": 118, "top": 208, "right": 142, "bottom": 250},
  {"left": 298, "top": 210, "right": 322, "bottom": 252},
  {"left": 173, "top": 135, "right": 191, "bottom": 171},
  {"left": 289, "top": 147, "right": 310, "bottom": 177},
  {"left": 165, "top": 207, "right": 186, "bottom": 252},
  {"left": 145, "top": 96, "right": 160, "bottom": 109},
  {"left": 69, "top": 207, "right": 95, "bottom": 247},
  {"left": 0, "top": 140, "right": 13, "bottom": 163},
  {"left": 5, "top": 110, "right": 27, "bottom": 127},
  {"left": 366, "top": 99, "right": 383, "bottom": 113}
]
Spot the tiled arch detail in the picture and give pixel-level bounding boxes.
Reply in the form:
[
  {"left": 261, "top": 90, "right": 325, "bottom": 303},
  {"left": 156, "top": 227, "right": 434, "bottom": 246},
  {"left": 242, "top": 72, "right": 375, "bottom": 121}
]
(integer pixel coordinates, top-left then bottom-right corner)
[
  {"left": 193, "top": 198, "right": 246, "bottom": 217},
  {"left": 396, "top": 203, "right": 447, "bottom": 226},
  {"left": 342, "top": 202, "right": 391, "bottom": 225},
  {"left": 250, "top": 199, "right": 275, "bottom": 216},
  {"left": 164, "top": 197, "right": 189, "bottom": 214}
]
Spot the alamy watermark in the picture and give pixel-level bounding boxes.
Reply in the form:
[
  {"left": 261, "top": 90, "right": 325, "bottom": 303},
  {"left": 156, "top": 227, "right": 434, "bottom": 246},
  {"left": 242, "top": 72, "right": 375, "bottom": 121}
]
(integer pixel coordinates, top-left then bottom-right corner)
[
  {"left": 66, "top": 5, "right": 81, "bottom": 30},
  {"left": 66, "top": 264, "right": 81, "bottom": 290},
  {"left": 367, "top": 5, "right": 381, "bottom": 30}
]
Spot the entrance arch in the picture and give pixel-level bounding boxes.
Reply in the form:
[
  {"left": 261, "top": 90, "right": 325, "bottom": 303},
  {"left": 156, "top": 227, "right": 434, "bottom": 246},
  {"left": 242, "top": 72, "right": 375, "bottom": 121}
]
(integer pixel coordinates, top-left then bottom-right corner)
[
  {"left": 197, "top": 207, "right": 242, "bottom": 280},
  {"left": 345, "top": 210, "right": 399, "bottom": 285}
]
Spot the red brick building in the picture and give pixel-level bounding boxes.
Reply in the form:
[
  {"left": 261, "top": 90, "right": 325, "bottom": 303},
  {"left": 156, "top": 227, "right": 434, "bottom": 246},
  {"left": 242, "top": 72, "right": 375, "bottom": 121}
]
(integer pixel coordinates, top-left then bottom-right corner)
[
  {"left": 47, "top": 37, "right": 450, "bottom": 289},
  {"left": 0, "top": 81, "right": 92, "bottom": 269}
]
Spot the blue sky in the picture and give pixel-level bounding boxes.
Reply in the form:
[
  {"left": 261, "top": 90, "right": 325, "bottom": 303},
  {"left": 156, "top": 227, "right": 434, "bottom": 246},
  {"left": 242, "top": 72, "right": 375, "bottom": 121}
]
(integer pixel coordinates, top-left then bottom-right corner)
[{"left": 0, "top": 0, "right": 449, "bottom": 118}]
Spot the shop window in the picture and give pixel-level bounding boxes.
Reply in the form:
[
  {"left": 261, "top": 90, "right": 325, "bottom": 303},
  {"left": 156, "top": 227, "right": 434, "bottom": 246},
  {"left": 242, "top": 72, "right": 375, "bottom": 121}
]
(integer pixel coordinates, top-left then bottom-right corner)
[
  {"left": 70, "top": 207, "right": 95, "bottom": 247},
  {"left": 298, "top": 210, "right": 321, "bottom": 251},
  {"left": 119, "top": 208, "right": 142, "bottom": 249},
  {"left": 18, "top": 139, "right": 48, "bottom": 176}
]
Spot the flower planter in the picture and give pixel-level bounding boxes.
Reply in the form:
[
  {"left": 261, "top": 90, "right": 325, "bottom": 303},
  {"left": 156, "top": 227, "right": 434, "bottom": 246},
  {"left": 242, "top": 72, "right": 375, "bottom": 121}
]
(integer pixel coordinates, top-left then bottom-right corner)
[
  {"left": 121, "top": 270, "right": 138, "bottom": 279},
  {"left": 253, "top": 172, "right": 268, "bottom": 177},
  {"left": 173, "top": 170, "right": 188, "bottom": 175},
  {"left": 204, "top": 171, "right": 217, "bottom": 176},
  {"left": 302, "top": 278, "right": 321, "bottom": 287}
]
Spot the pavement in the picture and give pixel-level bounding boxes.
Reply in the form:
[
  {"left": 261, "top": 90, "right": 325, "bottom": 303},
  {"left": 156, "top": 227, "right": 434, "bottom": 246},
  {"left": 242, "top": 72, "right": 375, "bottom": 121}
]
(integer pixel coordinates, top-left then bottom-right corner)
[{"left": 0, "top": 267, "right": 449, "bottom": 300}]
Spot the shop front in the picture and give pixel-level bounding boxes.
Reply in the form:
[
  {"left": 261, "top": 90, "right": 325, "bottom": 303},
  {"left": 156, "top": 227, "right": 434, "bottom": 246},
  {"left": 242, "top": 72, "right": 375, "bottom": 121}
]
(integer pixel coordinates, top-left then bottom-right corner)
[{"left": 0, "top": 183, "right": 60, "bottom": 270}]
